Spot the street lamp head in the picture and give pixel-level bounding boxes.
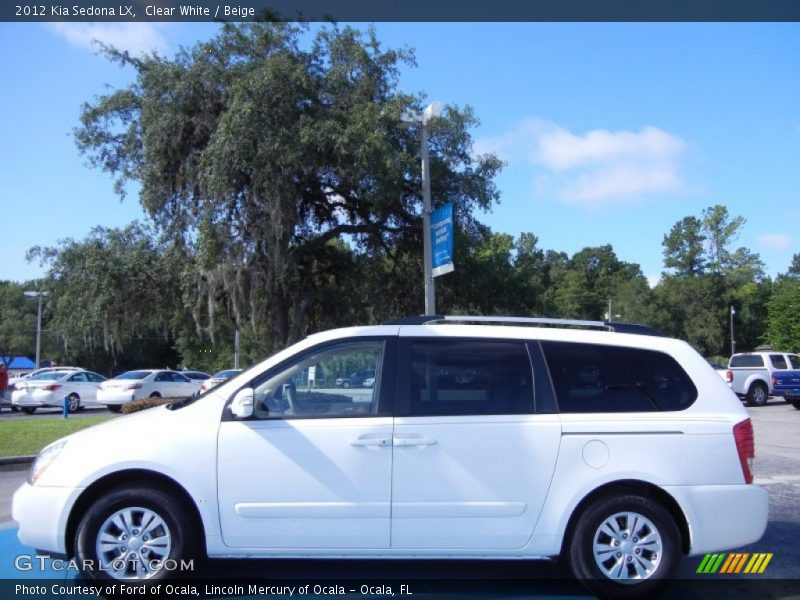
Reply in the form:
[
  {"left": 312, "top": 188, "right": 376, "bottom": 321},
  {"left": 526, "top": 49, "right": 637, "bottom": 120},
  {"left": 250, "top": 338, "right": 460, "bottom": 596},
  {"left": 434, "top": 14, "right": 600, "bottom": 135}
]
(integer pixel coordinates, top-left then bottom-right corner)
[
  {"left": 422, "top": 101, "right": 443, "bottom": 125},
  {"left": 24, "top": 291, "right": 48, "bottom": 298},
  {"left": 401, "top": 101, "right": 444, "bottom": 126}
]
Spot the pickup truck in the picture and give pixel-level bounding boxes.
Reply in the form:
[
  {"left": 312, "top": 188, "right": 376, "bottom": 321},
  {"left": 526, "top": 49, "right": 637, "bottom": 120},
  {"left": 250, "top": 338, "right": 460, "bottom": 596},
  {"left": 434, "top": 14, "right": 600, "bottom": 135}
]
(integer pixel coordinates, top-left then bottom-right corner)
[
  {"left": 772, "top": 370, "right": 800, "bottom": 409},
  {"left": 726, "top": 351, "right": 800, "bottom": 406}
]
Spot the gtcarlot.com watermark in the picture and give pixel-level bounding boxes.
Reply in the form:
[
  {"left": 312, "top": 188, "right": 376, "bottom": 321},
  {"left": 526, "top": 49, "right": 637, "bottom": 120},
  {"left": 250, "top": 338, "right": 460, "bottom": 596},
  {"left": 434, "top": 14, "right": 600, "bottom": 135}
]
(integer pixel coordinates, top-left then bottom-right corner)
[{"left": 14, "top": 553, "right": 195, "bottom": 574}]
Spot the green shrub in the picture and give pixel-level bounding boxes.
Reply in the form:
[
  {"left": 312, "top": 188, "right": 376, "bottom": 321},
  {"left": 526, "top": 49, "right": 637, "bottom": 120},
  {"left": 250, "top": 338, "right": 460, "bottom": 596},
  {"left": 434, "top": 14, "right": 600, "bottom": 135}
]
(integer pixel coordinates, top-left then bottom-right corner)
[{"left": 121, "top": 397, "right": 180, "bottom": 414}]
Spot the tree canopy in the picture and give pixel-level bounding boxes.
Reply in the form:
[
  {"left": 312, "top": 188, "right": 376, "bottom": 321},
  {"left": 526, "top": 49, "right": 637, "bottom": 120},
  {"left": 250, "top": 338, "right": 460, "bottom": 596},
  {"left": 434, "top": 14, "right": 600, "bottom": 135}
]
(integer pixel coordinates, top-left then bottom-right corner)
[{"left": 76, "top": 22, "right": 501, "bottom": 353}]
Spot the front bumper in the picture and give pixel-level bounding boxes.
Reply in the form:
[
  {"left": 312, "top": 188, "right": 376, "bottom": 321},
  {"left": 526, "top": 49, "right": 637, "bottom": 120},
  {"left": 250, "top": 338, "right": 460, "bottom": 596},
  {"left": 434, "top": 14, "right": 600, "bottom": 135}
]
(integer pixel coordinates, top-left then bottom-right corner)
[
  {"left": 12, "top": 483, "right": 82, "bottom": 555},
  {"left": 665, "top": 484, "right": 769, "bottom": 556}
]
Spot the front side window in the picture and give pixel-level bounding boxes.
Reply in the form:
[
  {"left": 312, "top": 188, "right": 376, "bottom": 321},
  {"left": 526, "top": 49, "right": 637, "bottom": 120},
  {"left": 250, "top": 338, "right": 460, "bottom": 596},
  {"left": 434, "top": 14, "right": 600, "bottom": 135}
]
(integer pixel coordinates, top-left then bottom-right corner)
[
  {"left": 406, "top": 340, "right": 534, "bottom": 416},
  {"left": 541, "top": 341, "right": 697, "bottom": 413},
  {"left": 251, "top": 341, "right": 384, "bottom": 419}
]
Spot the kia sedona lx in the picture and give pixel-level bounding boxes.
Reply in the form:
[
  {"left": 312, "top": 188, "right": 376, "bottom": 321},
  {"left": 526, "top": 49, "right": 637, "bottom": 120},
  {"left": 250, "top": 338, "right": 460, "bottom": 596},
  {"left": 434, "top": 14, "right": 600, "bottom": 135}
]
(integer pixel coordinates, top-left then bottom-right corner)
[{"left": 13, "top": 315, "right": 768, "bottom": 599}]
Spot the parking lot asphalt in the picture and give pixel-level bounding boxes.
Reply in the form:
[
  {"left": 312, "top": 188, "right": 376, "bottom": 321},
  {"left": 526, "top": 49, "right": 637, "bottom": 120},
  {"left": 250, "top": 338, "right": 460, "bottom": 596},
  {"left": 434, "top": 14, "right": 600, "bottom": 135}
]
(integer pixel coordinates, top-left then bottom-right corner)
[{"left": 0, "top": 400, "right": 797, "bottom": 596}]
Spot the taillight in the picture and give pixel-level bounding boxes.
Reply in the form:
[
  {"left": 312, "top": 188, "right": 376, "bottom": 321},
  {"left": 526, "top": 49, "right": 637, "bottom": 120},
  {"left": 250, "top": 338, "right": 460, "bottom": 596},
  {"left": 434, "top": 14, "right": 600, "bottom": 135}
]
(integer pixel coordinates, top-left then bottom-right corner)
[
  {"left": 772, "top": 376, "right": 778, "bottom": 387},
  {"left": 733, "top": 418, "right": 755, "bottom": 484},
  {"left": 725, "top": 370, "right": 733, "bottom": 383},
  {"left": 42, "top": 384, "right": 62, "bottom": 392},
  {"left": 126, "top": 383, "right": 143, "bottom": 390}
]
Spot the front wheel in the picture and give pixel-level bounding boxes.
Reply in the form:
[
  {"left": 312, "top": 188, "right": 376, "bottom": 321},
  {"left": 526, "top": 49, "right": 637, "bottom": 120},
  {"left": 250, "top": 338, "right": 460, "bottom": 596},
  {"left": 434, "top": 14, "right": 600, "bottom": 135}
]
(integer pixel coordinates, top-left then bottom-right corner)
[
  {"left": 746, "top": 382, "right": 769, "bottom": 407},
  {"left": 74, "top": 484, "right": 197, "bottom": 583},
  {"left": 791, "top": 399, "right": 800, "bottom": 410},
  {"left": 21, "top": 407, "right": 36, "bottom": 414},
  {"left": 567, "top": 493, "right": 681, "bottom": 599},
  {"left": 107, "top": 405, "right": 122, "bottom": 413}
]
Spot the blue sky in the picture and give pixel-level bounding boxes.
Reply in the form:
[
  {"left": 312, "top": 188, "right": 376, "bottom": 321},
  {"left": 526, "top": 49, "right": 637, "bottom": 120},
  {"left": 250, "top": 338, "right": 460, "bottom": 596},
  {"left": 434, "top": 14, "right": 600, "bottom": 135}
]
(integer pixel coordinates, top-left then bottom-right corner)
[{"left": 1, "top": 22, "right": 799, "bottom": 287}]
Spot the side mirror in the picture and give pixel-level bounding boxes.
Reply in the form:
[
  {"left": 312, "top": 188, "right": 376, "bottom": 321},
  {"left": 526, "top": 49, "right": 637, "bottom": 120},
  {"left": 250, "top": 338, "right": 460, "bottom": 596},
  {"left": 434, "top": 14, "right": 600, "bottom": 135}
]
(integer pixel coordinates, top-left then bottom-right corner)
[{"left": 230, "top": 387, "right": 254, "bottom": 419}]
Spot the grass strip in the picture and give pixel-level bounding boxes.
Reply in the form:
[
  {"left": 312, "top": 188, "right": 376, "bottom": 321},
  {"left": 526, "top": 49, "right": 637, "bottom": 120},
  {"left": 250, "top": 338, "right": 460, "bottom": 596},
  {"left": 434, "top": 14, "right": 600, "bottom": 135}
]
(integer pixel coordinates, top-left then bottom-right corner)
[{"left": 0, "top": 415, "right": 115, "bottom": 457}]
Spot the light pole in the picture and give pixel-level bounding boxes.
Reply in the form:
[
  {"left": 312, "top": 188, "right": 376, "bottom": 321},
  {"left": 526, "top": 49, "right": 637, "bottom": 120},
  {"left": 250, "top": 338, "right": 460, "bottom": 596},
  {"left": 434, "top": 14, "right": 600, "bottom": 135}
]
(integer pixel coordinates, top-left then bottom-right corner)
[
  {"left": 23, "top": 291, "right": 48, "bottom": 368},
  {"left": 403, "top": 101, "right": 443, "bottom": 315},
  {"left": 730, "top": 305, "right": 736, "bottom": 356}
]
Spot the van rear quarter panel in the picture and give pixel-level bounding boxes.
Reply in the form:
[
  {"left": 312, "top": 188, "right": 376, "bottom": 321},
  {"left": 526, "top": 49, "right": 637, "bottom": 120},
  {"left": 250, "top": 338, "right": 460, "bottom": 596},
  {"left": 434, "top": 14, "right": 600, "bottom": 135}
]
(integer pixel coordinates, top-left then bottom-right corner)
[{"left": 528, "top": 334, "right": 751, "bottom": 556}]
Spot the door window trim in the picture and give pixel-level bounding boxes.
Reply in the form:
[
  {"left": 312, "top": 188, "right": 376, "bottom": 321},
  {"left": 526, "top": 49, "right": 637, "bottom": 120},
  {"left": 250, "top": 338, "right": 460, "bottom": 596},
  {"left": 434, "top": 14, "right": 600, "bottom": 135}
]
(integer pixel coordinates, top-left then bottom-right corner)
[
  {"left": 394, "top": 337, "right": 539, "bottom": 417},
  {"left": 221, "top": 336, "right": 397, "bottom": 422}
]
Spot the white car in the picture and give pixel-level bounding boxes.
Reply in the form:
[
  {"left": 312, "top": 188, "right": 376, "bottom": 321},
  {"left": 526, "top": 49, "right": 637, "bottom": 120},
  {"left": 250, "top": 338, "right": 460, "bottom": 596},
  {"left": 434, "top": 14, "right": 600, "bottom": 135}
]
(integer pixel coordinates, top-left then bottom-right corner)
[
  {"left": 8, "top": 366, "right": 85, "bottom": 391},
  {"left": 197, "top": 369, "right": 242, "bottom": 395},
  {"left": 13, "top": 316, "right": 767, "bottom": 598},
  {"left": 96, "top": 369, "right": 201, "bottom": 411},
  {"left": 11, "top": 370, "right": 106, "bottom": 413}
]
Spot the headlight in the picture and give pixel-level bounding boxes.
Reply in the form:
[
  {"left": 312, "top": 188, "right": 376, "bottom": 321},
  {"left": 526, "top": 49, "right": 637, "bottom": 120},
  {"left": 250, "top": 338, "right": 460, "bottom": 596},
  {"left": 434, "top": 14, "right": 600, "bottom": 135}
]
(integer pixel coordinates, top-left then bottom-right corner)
[{"left": 29, "top": 440, "right": 67, "bottom": 485}]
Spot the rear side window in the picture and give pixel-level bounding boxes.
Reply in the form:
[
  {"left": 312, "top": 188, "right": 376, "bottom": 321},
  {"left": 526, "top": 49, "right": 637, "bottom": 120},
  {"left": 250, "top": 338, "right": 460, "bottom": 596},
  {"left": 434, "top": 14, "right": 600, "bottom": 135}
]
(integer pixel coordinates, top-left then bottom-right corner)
[
  {"left": 789, "top": 355, "right": 800, "bottom": 370},
  {"left": 407, "top": 340, "right": 534, "bottom": 416},
  {"left": 541, "top": 341, "right": 697, "bottom": 413},
  {"left": 769, "top": 354, "right": 788, "bottom": 369},
  {"left": 729, "top": 355, "right": 764, "bottom": 368}
]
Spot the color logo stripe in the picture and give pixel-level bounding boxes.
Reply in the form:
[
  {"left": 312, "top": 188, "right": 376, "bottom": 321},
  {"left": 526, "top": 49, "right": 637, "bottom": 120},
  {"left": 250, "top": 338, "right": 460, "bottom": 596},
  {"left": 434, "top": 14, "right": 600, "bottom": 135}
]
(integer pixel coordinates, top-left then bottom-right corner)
[{"left": 697, "top": 553, "right": 772, "bottom": 574}]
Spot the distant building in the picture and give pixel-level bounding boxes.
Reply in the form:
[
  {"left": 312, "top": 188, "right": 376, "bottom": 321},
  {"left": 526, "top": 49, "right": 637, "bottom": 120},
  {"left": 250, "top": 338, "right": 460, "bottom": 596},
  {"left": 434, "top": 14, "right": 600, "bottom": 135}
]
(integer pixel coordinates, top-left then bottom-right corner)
[{"left": 1, "top": 356, "right": 36, "bottom": 377}]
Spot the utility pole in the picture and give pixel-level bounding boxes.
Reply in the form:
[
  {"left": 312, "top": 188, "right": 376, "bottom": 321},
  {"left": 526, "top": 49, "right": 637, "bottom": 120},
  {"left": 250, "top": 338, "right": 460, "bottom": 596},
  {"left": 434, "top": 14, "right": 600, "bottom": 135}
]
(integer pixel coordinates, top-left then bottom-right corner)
[
  {"left": 403, "top": 101, "right": 443, "bottom": 315},
  {"left": 23, "top": 291, "right": 48, "bottom": 368},
  {"left": 234, "top": 329, "right": 240, "bottom": 370},
  {"left": 730, "top": 306, "right": 736, "bottom": 356}
]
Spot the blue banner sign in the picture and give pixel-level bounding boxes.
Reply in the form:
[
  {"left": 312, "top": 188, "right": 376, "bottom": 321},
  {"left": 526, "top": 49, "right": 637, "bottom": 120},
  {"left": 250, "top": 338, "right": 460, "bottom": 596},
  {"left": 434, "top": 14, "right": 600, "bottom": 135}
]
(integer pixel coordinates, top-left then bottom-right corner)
[{"left": 431, "top": 203, "right": 454, "bottom": 277}]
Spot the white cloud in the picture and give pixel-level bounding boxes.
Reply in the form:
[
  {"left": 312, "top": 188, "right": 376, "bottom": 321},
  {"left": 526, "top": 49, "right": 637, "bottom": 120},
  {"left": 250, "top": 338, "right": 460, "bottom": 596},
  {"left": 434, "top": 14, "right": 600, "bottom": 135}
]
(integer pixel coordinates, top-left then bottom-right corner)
[
  {"left": 474, "top": 118, "right": 690, "bottom": 209},
  {"left": 757, "top": 233, "right": 793, "bottom": 252},
  {"left": 48, "top": 23, "right": 170, "bottom": 57}
]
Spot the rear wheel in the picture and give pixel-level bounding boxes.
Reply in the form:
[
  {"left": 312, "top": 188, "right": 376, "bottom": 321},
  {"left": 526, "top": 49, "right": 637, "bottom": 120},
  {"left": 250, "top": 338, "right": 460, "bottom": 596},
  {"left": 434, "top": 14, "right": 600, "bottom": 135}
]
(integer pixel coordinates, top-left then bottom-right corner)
[
  {"left": 791, "top": 399, "right": 800, "bottom": 410},
  {"left": 75, "top": 484, "right": 197, "bottom": 583},
  {"left": 67, "top": 393, "right": 81, "bottom": 413},
  {"left": 567, "top": 493, "right": 681, "bottom": 599},
  {"left": 746, "top": 382, "right": 769, "bottom": 407},
  {"left": 21, "top": 407, "right": 36, "bottom": 414},
  {"left": 149, "top": 392, "right": 162, "bottom": 399},
  {"left": 107, "top": 405, "right": 122, "bottom": 413}
]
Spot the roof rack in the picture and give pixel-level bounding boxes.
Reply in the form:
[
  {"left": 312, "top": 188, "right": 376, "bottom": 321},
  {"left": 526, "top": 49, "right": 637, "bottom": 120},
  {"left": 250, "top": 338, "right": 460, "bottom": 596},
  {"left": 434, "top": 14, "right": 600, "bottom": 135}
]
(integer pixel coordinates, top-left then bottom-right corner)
[{"left": 383, "top": 315, "right": 662, "bottom": 336}]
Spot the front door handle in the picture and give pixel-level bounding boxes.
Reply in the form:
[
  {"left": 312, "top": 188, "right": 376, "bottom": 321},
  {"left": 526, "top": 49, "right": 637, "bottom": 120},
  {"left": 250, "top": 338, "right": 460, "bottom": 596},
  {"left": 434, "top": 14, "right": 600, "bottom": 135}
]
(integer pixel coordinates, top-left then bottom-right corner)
[
  {"left": 350, "top": 436, "right": 391, "bottom": 447},
  {"left": 394, "top": 436, "right": 438, "bottom": 447}
]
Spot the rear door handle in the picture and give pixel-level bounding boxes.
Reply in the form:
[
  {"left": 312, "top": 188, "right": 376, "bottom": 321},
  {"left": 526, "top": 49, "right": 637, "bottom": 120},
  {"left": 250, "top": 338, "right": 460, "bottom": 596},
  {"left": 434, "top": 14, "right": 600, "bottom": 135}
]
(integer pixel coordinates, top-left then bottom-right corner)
[
  {"left": 394, "top": 436, "right": 438, "bottom": 447},
  {"left": 350, "top": 436, "right": 391, "bottom": 447}
]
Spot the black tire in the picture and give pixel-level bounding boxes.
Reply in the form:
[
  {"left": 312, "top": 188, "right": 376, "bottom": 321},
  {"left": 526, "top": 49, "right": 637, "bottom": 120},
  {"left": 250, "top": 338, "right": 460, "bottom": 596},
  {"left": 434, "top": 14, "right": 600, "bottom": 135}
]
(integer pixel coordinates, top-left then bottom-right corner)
[
  {"left": 342, "top": 380, "right": 351, "bottom": 389},
  {"left": 791, "top": 399, "right": 800, "bottom": 410},
  {"left": 107, "top": 405, "right": 122, "bottom": 413},
  {"left": 67, "top": 393, "right": 81, "bottom": 413},
  {"left": 21, "top": 407, "right": 36, "bottom": 414},
  {"left": 746, "top": 382, "right": 769, "bottom": 407},
  {"left": 149, "top": 392, "right": 162, "bottom": 399},
  {"left": 74, "top": 483, "right": 198, "bottom": 583},
  {"left": 567, "top": 493, "right": 681, "bottom": 599},
  {"left": 11, "top": 406, "right": 19, "bottom": 412}
]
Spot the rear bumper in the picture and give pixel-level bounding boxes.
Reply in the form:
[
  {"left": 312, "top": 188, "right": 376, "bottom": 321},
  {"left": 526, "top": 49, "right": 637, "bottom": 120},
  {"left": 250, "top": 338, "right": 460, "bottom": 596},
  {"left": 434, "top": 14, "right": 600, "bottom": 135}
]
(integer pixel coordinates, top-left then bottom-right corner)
[
  {"left": 96, "top": 391, "right": 135, "bottom": 405},
  {"left": 665, "top": 484, "right": 769, "bottom": 556}
]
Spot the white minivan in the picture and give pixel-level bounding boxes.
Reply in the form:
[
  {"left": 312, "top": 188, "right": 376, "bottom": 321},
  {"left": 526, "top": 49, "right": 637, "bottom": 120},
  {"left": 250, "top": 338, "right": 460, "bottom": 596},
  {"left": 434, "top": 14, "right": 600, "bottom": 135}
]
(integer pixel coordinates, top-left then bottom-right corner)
[{"left": 13, "top": 316, "right": 768, "bottom": 598}]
